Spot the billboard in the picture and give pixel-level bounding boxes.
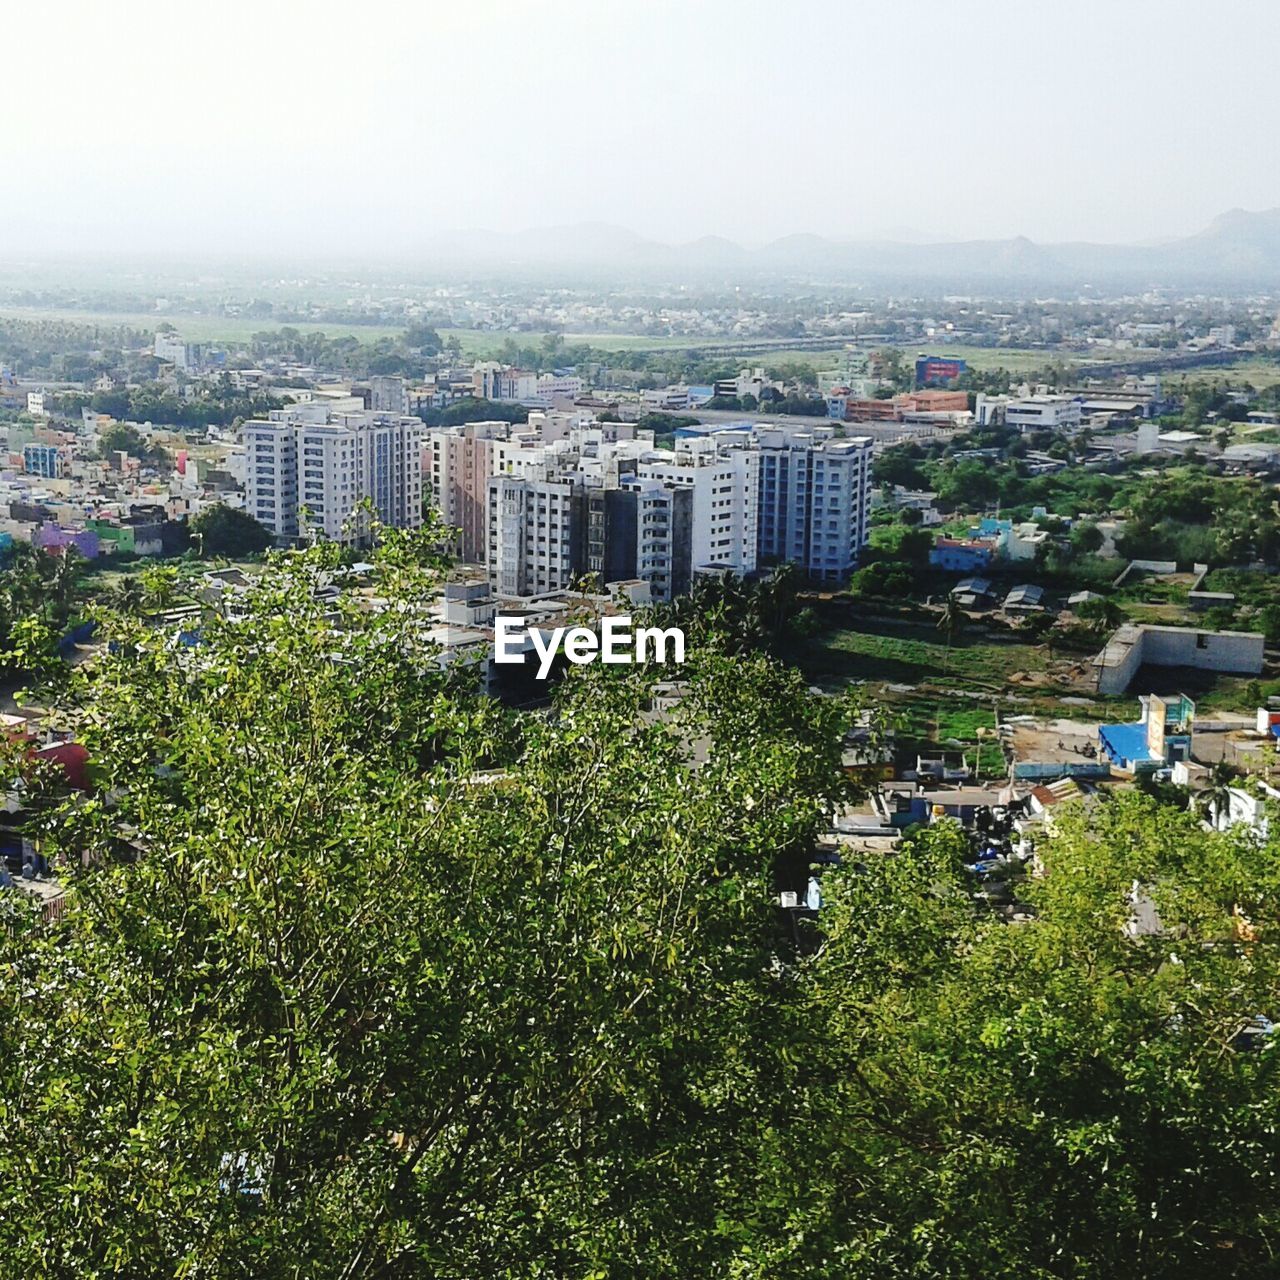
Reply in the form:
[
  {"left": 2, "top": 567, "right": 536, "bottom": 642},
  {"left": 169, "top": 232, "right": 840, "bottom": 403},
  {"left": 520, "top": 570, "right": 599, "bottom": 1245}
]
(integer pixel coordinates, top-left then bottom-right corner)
[{"left": 915, "top": 356, "right": 967, "bottom": 388}]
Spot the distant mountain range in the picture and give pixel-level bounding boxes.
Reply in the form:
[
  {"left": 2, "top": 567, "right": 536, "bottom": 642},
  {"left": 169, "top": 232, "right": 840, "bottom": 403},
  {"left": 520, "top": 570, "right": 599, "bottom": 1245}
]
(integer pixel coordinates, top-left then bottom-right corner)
[{"left": 419, "top": 209, "right": 1280, "bottom": 286}]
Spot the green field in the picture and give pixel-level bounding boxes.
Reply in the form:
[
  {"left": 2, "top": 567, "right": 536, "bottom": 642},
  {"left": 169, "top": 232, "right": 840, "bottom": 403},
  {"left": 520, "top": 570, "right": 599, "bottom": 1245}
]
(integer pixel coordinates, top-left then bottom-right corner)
[
  {"left": 1208, "top": 357, "right": 1280, "bottom": 390},
  {"left": 794, "top": 619, "right": 1048, "bottom": 692},
  {"left": 0, "top": 308, "right": 406, "bottom": 345}
]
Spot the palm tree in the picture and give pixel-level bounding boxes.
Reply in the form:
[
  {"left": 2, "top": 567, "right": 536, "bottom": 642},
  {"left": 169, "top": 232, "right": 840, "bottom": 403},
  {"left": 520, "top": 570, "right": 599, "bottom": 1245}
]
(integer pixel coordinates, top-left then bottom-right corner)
[
  {"left": 1198, "top": 761, "right": 1237, "bottom": 828},
  {"left": 755, "top": 563, "right": 799, "bottom": 649},
  {"left": 936, "top": 596, "right": 966, "bottom": 674},
  {"left": 48, "top": 548, "right": 83, "bottom": 626}
]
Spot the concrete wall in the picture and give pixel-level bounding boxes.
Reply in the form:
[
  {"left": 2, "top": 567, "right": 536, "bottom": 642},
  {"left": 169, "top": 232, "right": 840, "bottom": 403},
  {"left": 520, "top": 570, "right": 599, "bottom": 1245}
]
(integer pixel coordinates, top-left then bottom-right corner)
[
  {"left": 1138, "top": 626, "right": 1264, "bottom": 675},
  {"left": 1096, "top": 625, "right": 1265, "bottom": 695}
]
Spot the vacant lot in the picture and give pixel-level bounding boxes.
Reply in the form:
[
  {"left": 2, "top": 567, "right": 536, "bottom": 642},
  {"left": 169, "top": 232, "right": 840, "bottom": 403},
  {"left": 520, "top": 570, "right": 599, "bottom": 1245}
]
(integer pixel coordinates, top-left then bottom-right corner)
[{"left": 794, "top": 618, "right": 1048, "bottom": 692}]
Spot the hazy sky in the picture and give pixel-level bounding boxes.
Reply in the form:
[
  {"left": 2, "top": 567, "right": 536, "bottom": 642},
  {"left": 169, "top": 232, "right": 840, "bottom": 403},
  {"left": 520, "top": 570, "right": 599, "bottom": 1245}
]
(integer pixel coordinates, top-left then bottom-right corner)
[{"left": 7, "top": 0, "right": 1280, "bottom": 256}]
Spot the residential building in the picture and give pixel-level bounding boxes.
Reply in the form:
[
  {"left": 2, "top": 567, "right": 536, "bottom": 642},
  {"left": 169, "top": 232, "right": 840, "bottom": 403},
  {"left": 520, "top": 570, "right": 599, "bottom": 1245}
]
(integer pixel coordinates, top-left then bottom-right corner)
[
  {"left": 472, "top": 363, "right": 538, "bottom": 402},
  {"left": 244, "top": 417, "right": 299, "bottom": 538},
  {"left": 930, "top": 538, "right": 992, "bottom": 573},
  {"left": 756, "top": 431, "right": 874, "bottom": 582},
  {"left": 244, "top": 408, "right": 424, "bottom": 544},
  {"left": 487, "top": 473, "right": 583, "bottom": 597},
  {"left": 369, "top": 376, "right": 408, "bottom": 415},
  {"left": 637, "top": 435, "right": 759, "bottom": 575},
  {"left": 1098, "top": 694, "right": 1195, "bottom": 774},
  {"left": 154, "top": 331, "right": 196, "bottom": 372},
  {"left": 425, "top": 421, "right": 519, "bottom": 563},
  {"left": 23, "top": 443, "right": 64, "bottom": 480}
]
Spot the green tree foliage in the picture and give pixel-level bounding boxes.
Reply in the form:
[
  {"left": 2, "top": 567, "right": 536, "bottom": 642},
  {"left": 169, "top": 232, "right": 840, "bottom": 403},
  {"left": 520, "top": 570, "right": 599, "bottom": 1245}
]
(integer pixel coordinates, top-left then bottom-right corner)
[
  {"left": 1117, "top": 468, "right": 1280, "bottom": 567},
  {"left": 97, "top": 421, "right": 169, "bottom": 462},
  {"left": 190, "top": 504, "right": 272, "bottom": 558},
  {"left": 0, "top": 542, "right": 88, "bottom": 675},
  {"left": 657, "top": 564, "right": 817, "bottom": 656},
  {"left": 770, "top": 795, "right": 1280, "bottom": 1276},
  {"left": 417, "top": 397, "right": 528, "bottom": 428},
  {"left": 0, "top": 535, "right": 853, "bottom": 1278}
]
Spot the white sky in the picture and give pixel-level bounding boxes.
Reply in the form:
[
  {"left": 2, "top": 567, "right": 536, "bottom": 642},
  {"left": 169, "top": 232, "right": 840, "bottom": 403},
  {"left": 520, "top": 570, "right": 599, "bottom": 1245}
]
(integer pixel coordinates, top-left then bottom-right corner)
[{"left": 6, "top": 0, "right": 1280, "bottom": 255}]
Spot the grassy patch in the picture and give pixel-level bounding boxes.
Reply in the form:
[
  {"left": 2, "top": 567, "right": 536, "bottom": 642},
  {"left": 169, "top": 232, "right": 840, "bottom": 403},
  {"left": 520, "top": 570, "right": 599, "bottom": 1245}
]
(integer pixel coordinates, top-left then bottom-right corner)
[{"left": 795, "top": 619, "right": 1047, "bottom": 692}]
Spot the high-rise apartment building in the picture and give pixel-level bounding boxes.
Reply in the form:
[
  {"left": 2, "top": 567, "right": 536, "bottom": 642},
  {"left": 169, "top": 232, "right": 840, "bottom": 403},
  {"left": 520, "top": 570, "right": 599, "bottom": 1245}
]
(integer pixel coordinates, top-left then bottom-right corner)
[
  {"left": 487, "top": 473, "right": 583, "bottom": 597},
  {"left": 757, "top": 427, "right": 874, "bottom": 581},
  {"left": 637, "top": 435, "right": 759, "bottom": 576},
  {"left": 434, "top": 418, "right": 872, "bottom": 599},
  {"left": 369, "top": 376, "right": 408, "bottom": 415},
  {"left": 244, "top": 408, "right": 424, "bottom": 545},
  {"left": 424, "top": 421, "right": 520, "bottom": 564}
]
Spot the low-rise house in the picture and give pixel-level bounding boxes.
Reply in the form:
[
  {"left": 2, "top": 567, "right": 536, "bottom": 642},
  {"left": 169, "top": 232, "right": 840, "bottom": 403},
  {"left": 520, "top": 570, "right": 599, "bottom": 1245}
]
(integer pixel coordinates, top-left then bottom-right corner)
[
  {"left": 1003, "top": 584, "right": 1046, "bottom": 613},
  {"left": 951, "top": 576, "right": 995, "bottom": 609},
  {"left": 930, "top": 538, "right": 993, "bottom": 572}
]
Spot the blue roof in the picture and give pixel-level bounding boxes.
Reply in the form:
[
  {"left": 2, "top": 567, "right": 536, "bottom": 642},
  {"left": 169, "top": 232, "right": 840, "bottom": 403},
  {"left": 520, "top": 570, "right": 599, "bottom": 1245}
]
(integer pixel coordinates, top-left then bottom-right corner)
[{"left": 1099, "top": 721, "right": 1157, "bottom": 765}]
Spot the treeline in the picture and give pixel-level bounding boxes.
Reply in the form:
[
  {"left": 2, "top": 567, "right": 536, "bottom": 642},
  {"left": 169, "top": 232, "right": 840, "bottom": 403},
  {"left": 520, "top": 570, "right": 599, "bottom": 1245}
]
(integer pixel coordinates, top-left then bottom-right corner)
[
  {"left": 484, "top": 335, "right": 826, "bottom": 390},
  {"left": 0, "top": 317, "right": 153, "bottom": 381},
  {"left": 51, "top": 382, "right": 287, "bottom": 431},
  {"left": 240, "top": 324, "right": 448, "bottom": 378}
]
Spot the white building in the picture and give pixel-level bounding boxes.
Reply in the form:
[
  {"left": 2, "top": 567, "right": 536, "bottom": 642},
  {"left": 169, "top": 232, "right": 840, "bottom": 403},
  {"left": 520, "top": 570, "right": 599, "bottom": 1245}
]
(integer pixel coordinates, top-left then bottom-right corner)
[
  {"left": 244, "top": 408, "right": 424, "bottom": 544},
  {"left": 25, "top": 391, "right": 47, "bottom": 417},
  {"left": 756, "top": 426, "right": 874, "bottom": 581},
  {"left": 487, "top": 473, "right": 581, "bottom": 597},
  {"left": 641, "top": 385, "right": 692, "bottom": 413},
  {"left": 1006, "top": 395, "right": 1082, "bottom": 434},
  {"left": 154, "top": 331, "right": 194, "bottom": 372},
  {"left": 369, "top": 376, "right": 407, "bottom": 415},
  {"left": 534, "top": 373, "right": 583, "bottom": 405},
  {"left": 637, "top": 436, "right": 759, "bottom": 575},
  {"left": 472, "top": 363, "right": 538, "bottom": 403}
]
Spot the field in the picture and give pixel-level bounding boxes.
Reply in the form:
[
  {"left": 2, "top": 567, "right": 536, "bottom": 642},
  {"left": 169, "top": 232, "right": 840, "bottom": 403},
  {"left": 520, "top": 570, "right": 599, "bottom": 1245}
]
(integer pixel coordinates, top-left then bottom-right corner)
[
  {"left": 0, "top": 308, "right": 406, "bottom": 345},
  {"left": 1206, "top": 356, "right": 1280, "bottom": 391},
  {"left": 793, "top": 617, "right": 1048, "bottom": 693}
]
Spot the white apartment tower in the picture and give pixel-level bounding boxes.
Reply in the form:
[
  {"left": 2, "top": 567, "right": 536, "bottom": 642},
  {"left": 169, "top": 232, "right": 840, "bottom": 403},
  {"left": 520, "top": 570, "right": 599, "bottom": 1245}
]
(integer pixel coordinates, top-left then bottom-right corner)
[
  {"left": 245, "top": 418, "right": 300, "bottom": 537},
  {"left": 244, "top": 408, "right": 424, "bottom": 545},
  {"left": 487, "top": 474, "right": 581, "bottom": 597},
  {"left": 757, "top": 427, "right": 873, "bottom": 582},
  {"left": 637, "top": 435, "right": 759, "bottom": 575}
]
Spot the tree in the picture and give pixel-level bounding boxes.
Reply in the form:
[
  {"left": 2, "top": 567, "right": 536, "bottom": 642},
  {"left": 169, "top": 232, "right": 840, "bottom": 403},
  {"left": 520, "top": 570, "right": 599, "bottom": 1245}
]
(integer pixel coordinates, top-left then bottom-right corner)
[
  {"left": 936, "top": 595, "right": 966, "bottom": 672},
  {"left": 1077, "top": 595, "right": 1125, "bottom": 635},
  {"left": 776, "top": 795, "right": 1280, "bottom": 1276},
  {"left": 1070, "top": 521, "right": 1104, "bottom": 555},
  {"left": 1197, "top": 760, "right": 1237, "bottom": 827},
  {"left": 0, "top": 533, "right": 856, "bottom": 1278},
  {"left": 401, "top": 323, "right": 443, "bottom": 355},
  {"left": 190, "top": 504, "right": 273, "bottom": 558}
]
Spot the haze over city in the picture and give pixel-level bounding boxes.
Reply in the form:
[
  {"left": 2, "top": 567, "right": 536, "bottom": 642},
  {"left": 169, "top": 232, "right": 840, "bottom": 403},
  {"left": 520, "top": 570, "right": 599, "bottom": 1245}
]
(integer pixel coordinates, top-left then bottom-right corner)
[{"left": 7, "top": 0, "right": 1280, "bottom": 257}]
